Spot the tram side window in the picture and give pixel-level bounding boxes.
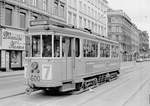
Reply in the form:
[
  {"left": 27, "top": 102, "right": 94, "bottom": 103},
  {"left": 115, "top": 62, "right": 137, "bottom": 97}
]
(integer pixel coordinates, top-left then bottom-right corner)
[
  {"left": 75, "top": 38, "right": 80, "bottom": 57},
  {"left": 106, "top": 44, "right": 110, "bottom": 57},
  {"left": 83, "top": 40, "right": 98, "bottom": 57},
  {"left": 115, "top": 46, "right": 119, "bottom": 58},
  {"left": 54, "top": 35, "right": 60, "bottom": 57},
  {"left": 42, "top": 35, "right": 52, "bottom": 57},
  {"left": 100, "top": 43, "right": 110, "bottom": 58},
  {"left": 111, "top": 45, "right": 119, "bottom": 58},
  {"left": 62, "top": 37, "right": 72, "bottom": 57},
  {"left": 25, "top": 36, "right": 31, "bottom": 57},
  {"left": 32, "top": 35, "right": 41, "bottom": 57}
]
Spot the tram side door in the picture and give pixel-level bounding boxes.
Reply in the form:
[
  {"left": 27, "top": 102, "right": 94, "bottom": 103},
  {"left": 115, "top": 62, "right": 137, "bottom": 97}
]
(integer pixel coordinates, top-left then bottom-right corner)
[{"left": 63, "top": 37, "right": 75, "bottom": 80}]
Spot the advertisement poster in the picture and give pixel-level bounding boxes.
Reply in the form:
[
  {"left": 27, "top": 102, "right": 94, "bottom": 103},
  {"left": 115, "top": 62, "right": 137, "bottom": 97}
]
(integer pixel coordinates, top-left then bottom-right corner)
[{"left": 1, "top": 29, "right": 25, "bottom": 50}]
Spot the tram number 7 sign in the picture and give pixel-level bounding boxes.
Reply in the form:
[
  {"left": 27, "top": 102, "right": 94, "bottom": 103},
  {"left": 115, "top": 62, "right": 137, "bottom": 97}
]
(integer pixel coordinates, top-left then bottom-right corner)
[{"left": 42, "top": 64, "right": 52, "bottom": 80}]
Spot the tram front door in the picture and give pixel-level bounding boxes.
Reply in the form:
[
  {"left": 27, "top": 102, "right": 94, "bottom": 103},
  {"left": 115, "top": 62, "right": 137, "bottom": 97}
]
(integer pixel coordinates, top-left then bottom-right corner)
[{"left": 63, "top": 37, "right": 75, "bottom": 81}]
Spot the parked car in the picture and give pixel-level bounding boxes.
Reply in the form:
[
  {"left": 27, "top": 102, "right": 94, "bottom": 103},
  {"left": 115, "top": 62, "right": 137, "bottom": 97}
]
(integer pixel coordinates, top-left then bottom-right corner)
[{"left": 136, "top": 58, "right": 143, "bottom": 62}]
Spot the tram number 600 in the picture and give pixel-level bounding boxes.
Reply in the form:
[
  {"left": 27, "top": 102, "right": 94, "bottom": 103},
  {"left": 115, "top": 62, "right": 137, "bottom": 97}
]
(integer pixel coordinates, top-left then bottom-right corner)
[{"left": 30, "top": 75, "right": 40, "bottom": 81}]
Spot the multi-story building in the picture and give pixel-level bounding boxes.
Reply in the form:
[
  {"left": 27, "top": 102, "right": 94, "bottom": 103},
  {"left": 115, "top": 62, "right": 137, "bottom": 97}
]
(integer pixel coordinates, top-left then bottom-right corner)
[
  {"left": 107, "top": 9, "right": 140, "bottom": 61},
  {"left": 66, "top": 0, "right": 108, "bottom": 36},
  {"left": 0, "top": 0, "right": 67, "bottom": 71},
  {"left": 139, "top": 31, "right": 149, "bottom": 57}
]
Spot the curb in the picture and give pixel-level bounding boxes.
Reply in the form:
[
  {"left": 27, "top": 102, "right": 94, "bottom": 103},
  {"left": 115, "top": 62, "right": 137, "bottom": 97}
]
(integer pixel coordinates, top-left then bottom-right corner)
[{"left": 0, "top": 72, "right": 24, "bottom": 78}]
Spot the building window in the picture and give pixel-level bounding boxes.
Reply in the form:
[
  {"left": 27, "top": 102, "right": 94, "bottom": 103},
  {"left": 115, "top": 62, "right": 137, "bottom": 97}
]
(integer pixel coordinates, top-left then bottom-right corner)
[
  {"left": 54, "top": 0, "right": 59, "bottom": 16},
  {"left": 116, "top": 35, "right": 119, "bottom": 41},
  {"left": 31, "top": 0, "right": 37, "bottom": 6},
  {"left": 20, "top": 12, "right": 26, "bottom": 28},
  {"left": 79, "top": 1, "right": 82, "bottom": 10},
  {"left": 84, "top": 18, "right": 86, "bottom": 28},
  {"left": 68, "top": 12, "right": 72, "bottom": 25},
  {"left": 88, "top": 20, "right": 90, "bottom": 29},
  {"left": 92, "top": 22, "right": 94, "bottom": 31},
  {"left": 73, "top": 14, "right": 77, "bottom": 26},
  {"left": 60, "top": 3, "right": 65, "bottom": 18},
  {"left": 84, "top": 4, "right": 86, "bottom": 14},
  {"left": 108, "top": 17, "right": 111, "bottom": 23},
  {"left": 42, "top": 0, "right": 47, "bottom": 11},
  {"left": 88, "top": 7, "right": 90, "bottom": 15},
  {"left": 79, "top": 16, "right": 82, "bottom": 28},
  {"left": 5, "top": 8, "right": 12, "bottom": 26},
  {"left": 20, "top": 0, "right": 25, "bottom": 3},
  {"left": 68, "top": 0, "right": 70, "bottom": 5},
  {"left": 74, "top": 0, "right": 77, "bottom": 8}
]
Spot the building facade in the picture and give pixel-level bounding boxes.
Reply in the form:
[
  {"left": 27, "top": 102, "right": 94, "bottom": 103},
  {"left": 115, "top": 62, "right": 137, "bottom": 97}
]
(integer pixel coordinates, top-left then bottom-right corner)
[
  {"left": 0, "top": 0, "right": 67, "bottom": 71},
  {"left": 139, "top": 31, "right": 149, "bottom": 58},
  {"left": 107, "top": 9, "right": 140, "bottom": 61},
  {"left": 66, "top": 0, "right": 108, "bottom": 36}
]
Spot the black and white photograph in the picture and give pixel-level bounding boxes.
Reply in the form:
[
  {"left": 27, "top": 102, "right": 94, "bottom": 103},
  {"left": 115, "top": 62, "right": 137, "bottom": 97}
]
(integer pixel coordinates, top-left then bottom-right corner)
[{"left": 0, "top": 0, "right": 150, "bottom": 106}]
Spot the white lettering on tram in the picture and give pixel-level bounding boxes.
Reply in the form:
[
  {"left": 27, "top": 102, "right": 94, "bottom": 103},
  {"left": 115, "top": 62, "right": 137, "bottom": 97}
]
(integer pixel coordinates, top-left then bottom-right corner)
[{"left": 42, "top": 64, "right": 52, "bottom": 80}]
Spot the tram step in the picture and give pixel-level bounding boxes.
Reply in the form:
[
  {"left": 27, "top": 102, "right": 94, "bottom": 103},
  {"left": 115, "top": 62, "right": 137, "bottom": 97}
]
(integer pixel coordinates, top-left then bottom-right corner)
[{"left": 60, "top": 83, "right": 75, "bottom": 92}]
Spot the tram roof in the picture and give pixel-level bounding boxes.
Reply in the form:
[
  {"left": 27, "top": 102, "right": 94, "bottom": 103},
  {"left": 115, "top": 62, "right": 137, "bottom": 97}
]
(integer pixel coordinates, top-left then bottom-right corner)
[{"left": 28, "top": 24, "right": 119, "bottom": 44}]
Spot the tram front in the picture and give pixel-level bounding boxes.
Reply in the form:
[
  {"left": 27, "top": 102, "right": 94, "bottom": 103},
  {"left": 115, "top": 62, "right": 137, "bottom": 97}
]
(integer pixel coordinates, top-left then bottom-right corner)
[{"left": 24, "top": 32, "right": 76, "bottom": 94}]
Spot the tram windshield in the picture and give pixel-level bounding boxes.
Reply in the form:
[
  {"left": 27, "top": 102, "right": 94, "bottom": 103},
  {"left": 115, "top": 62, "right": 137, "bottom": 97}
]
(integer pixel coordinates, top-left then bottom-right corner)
[{"left": 25, "top": 35, "right": 76, "bottom": 58}]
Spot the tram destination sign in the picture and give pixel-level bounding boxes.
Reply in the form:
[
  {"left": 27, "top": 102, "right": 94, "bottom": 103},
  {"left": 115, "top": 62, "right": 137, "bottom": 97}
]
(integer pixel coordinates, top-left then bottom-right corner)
[
  {"left": 1, "top": 29, "right": 25, "bottom": 50},
  {"left": 30, "top": 20, "right": 49, "bottom": 26}
]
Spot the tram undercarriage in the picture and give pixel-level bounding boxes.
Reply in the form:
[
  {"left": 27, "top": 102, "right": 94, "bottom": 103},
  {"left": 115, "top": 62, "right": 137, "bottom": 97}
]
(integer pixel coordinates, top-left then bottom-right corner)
[{"left": 25, "top": 70, "right": 119, "bottom": 95}]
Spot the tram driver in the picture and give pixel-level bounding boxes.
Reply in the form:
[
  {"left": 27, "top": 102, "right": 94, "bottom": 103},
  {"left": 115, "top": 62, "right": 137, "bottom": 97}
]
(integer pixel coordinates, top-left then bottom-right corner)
[{"left": 42, "top": 44, "right": 52, "bottom": 57}]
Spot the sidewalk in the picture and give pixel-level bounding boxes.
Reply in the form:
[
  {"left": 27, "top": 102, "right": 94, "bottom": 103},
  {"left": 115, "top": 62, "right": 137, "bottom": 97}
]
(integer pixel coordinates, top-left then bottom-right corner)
[{"left": 0, "top": 71, "right": 24, "bottom": 78}]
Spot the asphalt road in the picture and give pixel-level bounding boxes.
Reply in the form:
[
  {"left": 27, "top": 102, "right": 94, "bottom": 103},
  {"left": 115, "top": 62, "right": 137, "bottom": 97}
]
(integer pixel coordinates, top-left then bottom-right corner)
[
  {"left": 0, "top": 62, "right": 149, "bottom": 106},
  {"left": 0, "top": 75, "right": 25, "bottom": 99}
]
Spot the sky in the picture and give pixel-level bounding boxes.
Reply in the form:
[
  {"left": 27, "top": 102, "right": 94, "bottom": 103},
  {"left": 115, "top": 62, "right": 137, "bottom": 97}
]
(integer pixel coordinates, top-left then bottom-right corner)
[{"left": 108, "top": 0, "right": 150, "bottom": 40}]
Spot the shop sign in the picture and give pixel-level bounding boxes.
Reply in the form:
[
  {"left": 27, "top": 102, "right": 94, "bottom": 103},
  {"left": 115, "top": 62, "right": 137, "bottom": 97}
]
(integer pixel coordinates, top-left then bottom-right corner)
[
  {"left": 1, "top": 30, "right": 25, "bottom": 50},
  {"left": 30, "top": 20, "right": 48, "bottom": 26}
]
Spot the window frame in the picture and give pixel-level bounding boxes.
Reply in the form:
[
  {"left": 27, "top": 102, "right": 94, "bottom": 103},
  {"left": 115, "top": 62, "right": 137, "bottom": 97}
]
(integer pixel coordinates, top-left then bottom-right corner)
[{"left": 5, "top": 7, "right": 13, "bottom": 26}]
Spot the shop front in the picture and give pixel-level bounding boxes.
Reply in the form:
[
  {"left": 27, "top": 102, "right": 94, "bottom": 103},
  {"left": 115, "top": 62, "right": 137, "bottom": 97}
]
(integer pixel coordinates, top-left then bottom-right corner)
[{"left": 0, "top": 29, "right": 25, "bottom": 71}]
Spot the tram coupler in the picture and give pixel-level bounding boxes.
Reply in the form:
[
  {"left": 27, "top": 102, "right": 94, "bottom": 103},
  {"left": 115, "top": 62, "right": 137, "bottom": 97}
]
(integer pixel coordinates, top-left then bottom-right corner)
[{"left": 25, "top": 87, "right": 34, "bottom": 95}]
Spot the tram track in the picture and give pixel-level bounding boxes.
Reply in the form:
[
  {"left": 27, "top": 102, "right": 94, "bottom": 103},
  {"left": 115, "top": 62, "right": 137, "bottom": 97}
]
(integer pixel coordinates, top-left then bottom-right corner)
[
  {"left": 0, "top": 92, "right": 25, "bottom": 100},
  {"left": 0, "top": 64, "right": 143, "bottom": 102}
]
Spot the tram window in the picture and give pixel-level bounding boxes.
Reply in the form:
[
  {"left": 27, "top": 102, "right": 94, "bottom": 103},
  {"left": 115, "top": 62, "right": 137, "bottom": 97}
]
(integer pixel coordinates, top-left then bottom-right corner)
[
  {"left": 54, "top": 35, "right": 60, "bottom": 57},
  {"left": 100, "top": 43, "right": 110, "bottom": 58},
  {"left": 42, "top": 35, "right": 52, "bottom": 57},
  {"left": 25, "top": 36, "right": 31, "bottom": 57},
  {"left": 75, "top": 38, "right": 80, "bottom": 57},
  {"left": 32, "top": 35, "right": 41, "bottom": 57},
  {"left": 83, "top": 40, "right": 98, "bottom": 57},
  {"left": 106, "top": 44, "right": 110, "bottom": 57},
  {"left": 111, "top": 45, "right": 119, "bottom": 58},
  {"left": 62, "top": 37, "right": 72, "bottom": 57}
]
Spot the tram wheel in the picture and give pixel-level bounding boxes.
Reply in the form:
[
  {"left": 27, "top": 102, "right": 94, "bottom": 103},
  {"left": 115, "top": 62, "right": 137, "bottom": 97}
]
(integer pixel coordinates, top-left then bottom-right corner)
[{"left": 75, "top": 83, "right": 82, "bottom": 91}]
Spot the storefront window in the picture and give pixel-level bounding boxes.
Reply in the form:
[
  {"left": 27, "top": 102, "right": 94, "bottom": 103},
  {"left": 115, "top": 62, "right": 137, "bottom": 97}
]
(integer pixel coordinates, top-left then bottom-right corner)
[
  {"left": 42, "top": 35, "right": 52, "bottom": 57},
  {"left": 32, "top": 35, "right": 41, "bottom": 57},
  {"left": 10, "top": 51, "right": 22, "bottom": 68}
]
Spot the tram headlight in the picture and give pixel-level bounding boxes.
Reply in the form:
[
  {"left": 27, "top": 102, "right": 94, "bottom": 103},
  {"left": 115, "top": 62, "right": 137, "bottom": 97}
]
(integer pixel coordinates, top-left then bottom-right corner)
[{"left": 31, "top": 62, "right": 38, "bottom": 70}]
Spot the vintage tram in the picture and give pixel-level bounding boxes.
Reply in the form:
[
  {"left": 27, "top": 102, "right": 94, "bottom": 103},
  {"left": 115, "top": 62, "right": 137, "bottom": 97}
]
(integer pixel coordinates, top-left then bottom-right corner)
[{"left": 24, "top": 21, "right": 120, "bottom": 94}]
